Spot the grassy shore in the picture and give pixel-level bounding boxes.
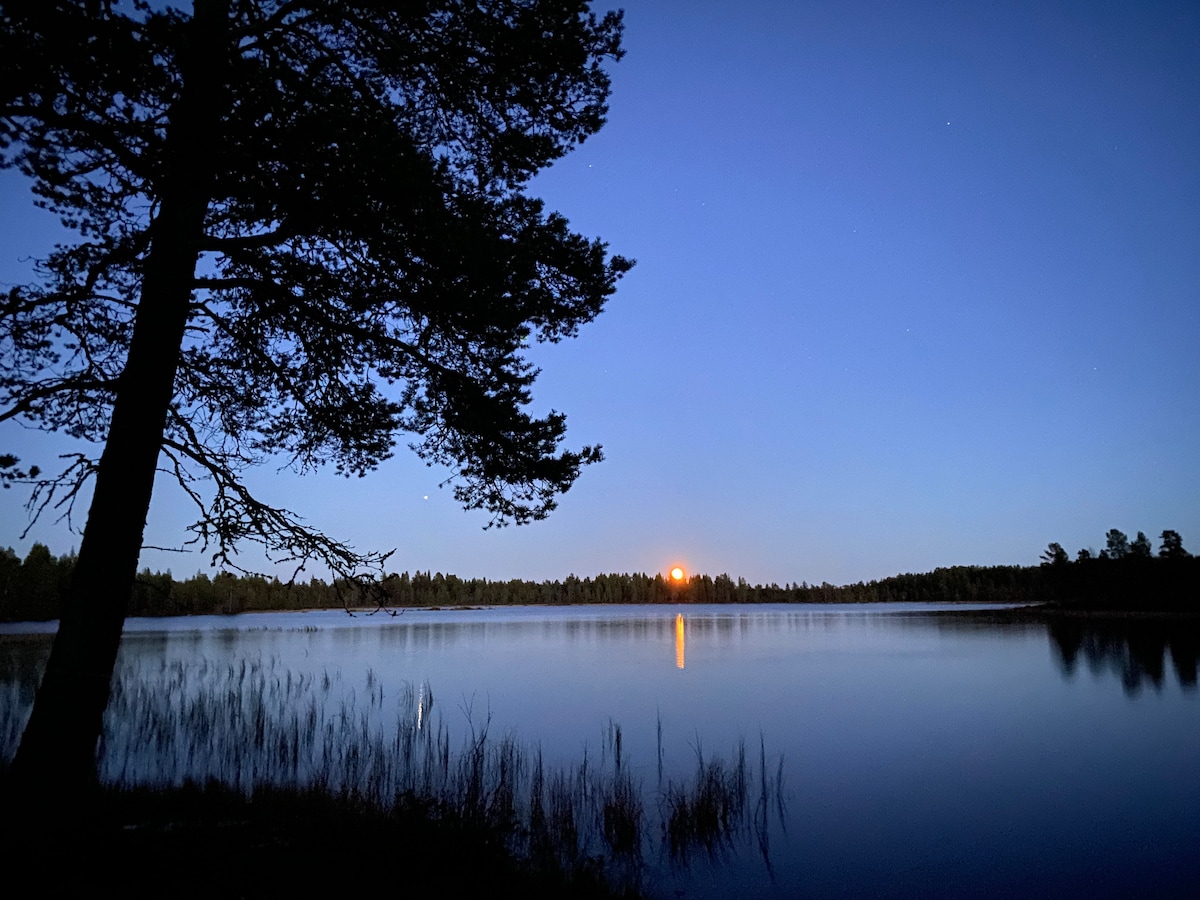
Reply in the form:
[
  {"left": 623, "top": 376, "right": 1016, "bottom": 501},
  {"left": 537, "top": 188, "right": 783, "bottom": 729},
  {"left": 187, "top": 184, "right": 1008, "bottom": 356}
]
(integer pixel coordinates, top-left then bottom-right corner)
[
  {"left": 1, "top": 658, "right": 784, "bottom": 896},
  {"left": 1, "top": 779, "right": 643, "bottom": 898}
]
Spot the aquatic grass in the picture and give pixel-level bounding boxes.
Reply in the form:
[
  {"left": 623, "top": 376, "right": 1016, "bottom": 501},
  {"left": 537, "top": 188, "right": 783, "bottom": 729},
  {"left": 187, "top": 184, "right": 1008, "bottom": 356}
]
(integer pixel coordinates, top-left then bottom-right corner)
[
  {"left": 8, "top": 655, "right": 784, "bottom": 889},
  {"left": 753, "top": 733, "right": 786, "bottom": 881},
  {"left": 660, "top": 735, "right": 786, "bottom": 866},
  {"left": 0, "top": 677, "right": 33, "bottom": 762}
]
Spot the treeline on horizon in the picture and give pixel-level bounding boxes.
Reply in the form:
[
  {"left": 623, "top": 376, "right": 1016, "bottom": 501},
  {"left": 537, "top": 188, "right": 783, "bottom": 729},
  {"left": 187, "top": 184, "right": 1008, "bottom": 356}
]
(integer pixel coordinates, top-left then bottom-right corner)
[{"left": 1, "top": 528, "right": 1196, "bottom": 623}]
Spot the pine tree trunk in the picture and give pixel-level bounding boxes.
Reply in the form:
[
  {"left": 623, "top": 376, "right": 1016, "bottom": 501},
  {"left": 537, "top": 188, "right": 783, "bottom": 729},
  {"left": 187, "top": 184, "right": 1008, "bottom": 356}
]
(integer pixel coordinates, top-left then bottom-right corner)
[{"left": 7, "top": 0, "right": 228, "bottom": 812}]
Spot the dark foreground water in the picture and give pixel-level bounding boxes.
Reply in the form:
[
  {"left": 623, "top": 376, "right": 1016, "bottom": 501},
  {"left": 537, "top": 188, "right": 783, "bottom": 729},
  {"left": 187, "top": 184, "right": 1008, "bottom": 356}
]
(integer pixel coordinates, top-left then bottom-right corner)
[{"left": 3, "top": 603, "right": 1199, "bottom": 898}]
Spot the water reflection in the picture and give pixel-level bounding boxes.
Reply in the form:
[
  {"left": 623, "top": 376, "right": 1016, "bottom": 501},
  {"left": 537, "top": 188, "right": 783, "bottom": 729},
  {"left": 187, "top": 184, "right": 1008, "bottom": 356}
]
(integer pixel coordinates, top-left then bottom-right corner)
[
  {"left": 0, "top": 635, "right": 45, "bottom": 756},
  {"left": 8, "top": 606, "right": 1200, "bottom": 700},
  {"left": 880, "top": 609, "right": 1200, "bottom": 695},
  {"left": 1048, "top": 617, "right": 1200, "bottom": 695},
  {"left": 3, "top": 605, "right": 1200, "bottom": 900},
  {"left": 675, "top": 613, "right": 685, "bottom": 669}
]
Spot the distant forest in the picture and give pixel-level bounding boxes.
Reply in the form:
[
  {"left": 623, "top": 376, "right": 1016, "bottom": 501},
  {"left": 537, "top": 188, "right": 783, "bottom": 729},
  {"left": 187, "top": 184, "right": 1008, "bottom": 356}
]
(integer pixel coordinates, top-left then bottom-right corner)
[{"left": 1, "top": 528, "right": 1195, "bottom": 623}]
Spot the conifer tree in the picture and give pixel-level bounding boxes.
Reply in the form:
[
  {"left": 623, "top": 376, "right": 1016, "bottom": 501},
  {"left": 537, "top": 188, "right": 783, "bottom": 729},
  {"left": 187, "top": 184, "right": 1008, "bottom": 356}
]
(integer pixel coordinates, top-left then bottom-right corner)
[{"left": 1, "top": 0, "right": 629, "bottom": 797}]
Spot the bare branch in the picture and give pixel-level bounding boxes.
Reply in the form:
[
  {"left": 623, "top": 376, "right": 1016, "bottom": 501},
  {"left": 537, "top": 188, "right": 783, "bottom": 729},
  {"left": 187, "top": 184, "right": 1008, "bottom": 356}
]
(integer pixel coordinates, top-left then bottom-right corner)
[
  {"left": 19, "top": 452, "right": 99, "bottom": 538},
  {"left": 159, "top": 432, "right": 392, "bottom": 586}
]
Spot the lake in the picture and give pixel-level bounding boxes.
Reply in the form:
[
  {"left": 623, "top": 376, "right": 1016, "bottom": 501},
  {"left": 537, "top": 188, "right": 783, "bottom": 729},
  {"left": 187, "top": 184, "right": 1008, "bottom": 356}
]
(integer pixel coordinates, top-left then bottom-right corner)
[{"left": 3, "top": 603, "right": 1199, "bottom": 898}]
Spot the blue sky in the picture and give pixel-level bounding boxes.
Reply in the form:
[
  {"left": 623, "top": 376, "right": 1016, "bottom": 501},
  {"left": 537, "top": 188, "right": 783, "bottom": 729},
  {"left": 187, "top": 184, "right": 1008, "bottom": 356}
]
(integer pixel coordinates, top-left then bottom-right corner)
[{"left": 2, "top": 0, "right": 1198, "bottom": 585}]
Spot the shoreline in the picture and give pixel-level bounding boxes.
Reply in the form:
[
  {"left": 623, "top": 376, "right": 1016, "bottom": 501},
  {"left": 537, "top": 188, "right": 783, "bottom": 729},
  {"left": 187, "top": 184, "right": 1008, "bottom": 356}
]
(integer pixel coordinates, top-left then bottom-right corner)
[
  {"left": 5, "top": 600, "right": 1200, "bottom": 635},
  {"left": 2, "top": 599, "right": 1042, "bottom": 630}
]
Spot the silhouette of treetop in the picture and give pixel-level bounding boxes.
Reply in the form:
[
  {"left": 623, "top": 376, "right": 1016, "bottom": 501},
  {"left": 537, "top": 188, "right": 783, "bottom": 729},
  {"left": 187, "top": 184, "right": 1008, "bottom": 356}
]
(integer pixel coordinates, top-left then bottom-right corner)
[
  {"left": 1, "top": 0, "right": 631, "bottom": 571},
  {"left": 0, "top": 0, "right": 630, "bottom": 796}
]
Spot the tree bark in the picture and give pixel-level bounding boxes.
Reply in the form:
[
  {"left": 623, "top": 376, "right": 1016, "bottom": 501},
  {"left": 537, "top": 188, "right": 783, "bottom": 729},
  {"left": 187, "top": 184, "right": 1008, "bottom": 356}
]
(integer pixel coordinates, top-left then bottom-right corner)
[{"left": 7, "top": 0, "right": 229, "bottom": 811}]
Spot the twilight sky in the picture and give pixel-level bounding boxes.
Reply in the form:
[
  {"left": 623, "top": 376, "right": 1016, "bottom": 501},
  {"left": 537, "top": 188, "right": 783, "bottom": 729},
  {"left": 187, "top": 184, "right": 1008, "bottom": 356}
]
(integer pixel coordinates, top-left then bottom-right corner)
[{"left": 2, "top": 0, "right": 1198, "bottom": 586}]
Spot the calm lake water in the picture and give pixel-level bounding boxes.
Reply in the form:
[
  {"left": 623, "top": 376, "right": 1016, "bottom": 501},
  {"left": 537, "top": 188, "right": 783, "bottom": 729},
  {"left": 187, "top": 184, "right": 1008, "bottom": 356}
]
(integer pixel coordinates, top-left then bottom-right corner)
[{"left": 3, "top": 603, "right": 1199, "bottom": 898}]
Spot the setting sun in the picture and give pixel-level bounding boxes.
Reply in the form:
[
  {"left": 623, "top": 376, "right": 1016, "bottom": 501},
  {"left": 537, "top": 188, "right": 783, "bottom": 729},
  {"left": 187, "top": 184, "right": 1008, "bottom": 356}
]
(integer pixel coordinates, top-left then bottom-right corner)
[{"left": 669, "top": 566, "right": 685, "bottom": 582}]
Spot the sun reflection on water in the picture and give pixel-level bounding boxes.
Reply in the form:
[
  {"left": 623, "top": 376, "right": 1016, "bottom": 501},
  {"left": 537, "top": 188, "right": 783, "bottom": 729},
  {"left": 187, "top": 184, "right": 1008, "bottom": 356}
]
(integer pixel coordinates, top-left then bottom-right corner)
[{"left": 675, "top": 613, "right": 685, "bottom": 669}]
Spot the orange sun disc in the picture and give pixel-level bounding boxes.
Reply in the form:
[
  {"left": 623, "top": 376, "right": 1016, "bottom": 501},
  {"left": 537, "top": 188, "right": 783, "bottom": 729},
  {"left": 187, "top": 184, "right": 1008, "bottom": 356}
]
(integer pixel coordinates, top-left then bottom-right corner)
[{"left": 670, "top": 566, "right": 685, "bottom": 582}]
